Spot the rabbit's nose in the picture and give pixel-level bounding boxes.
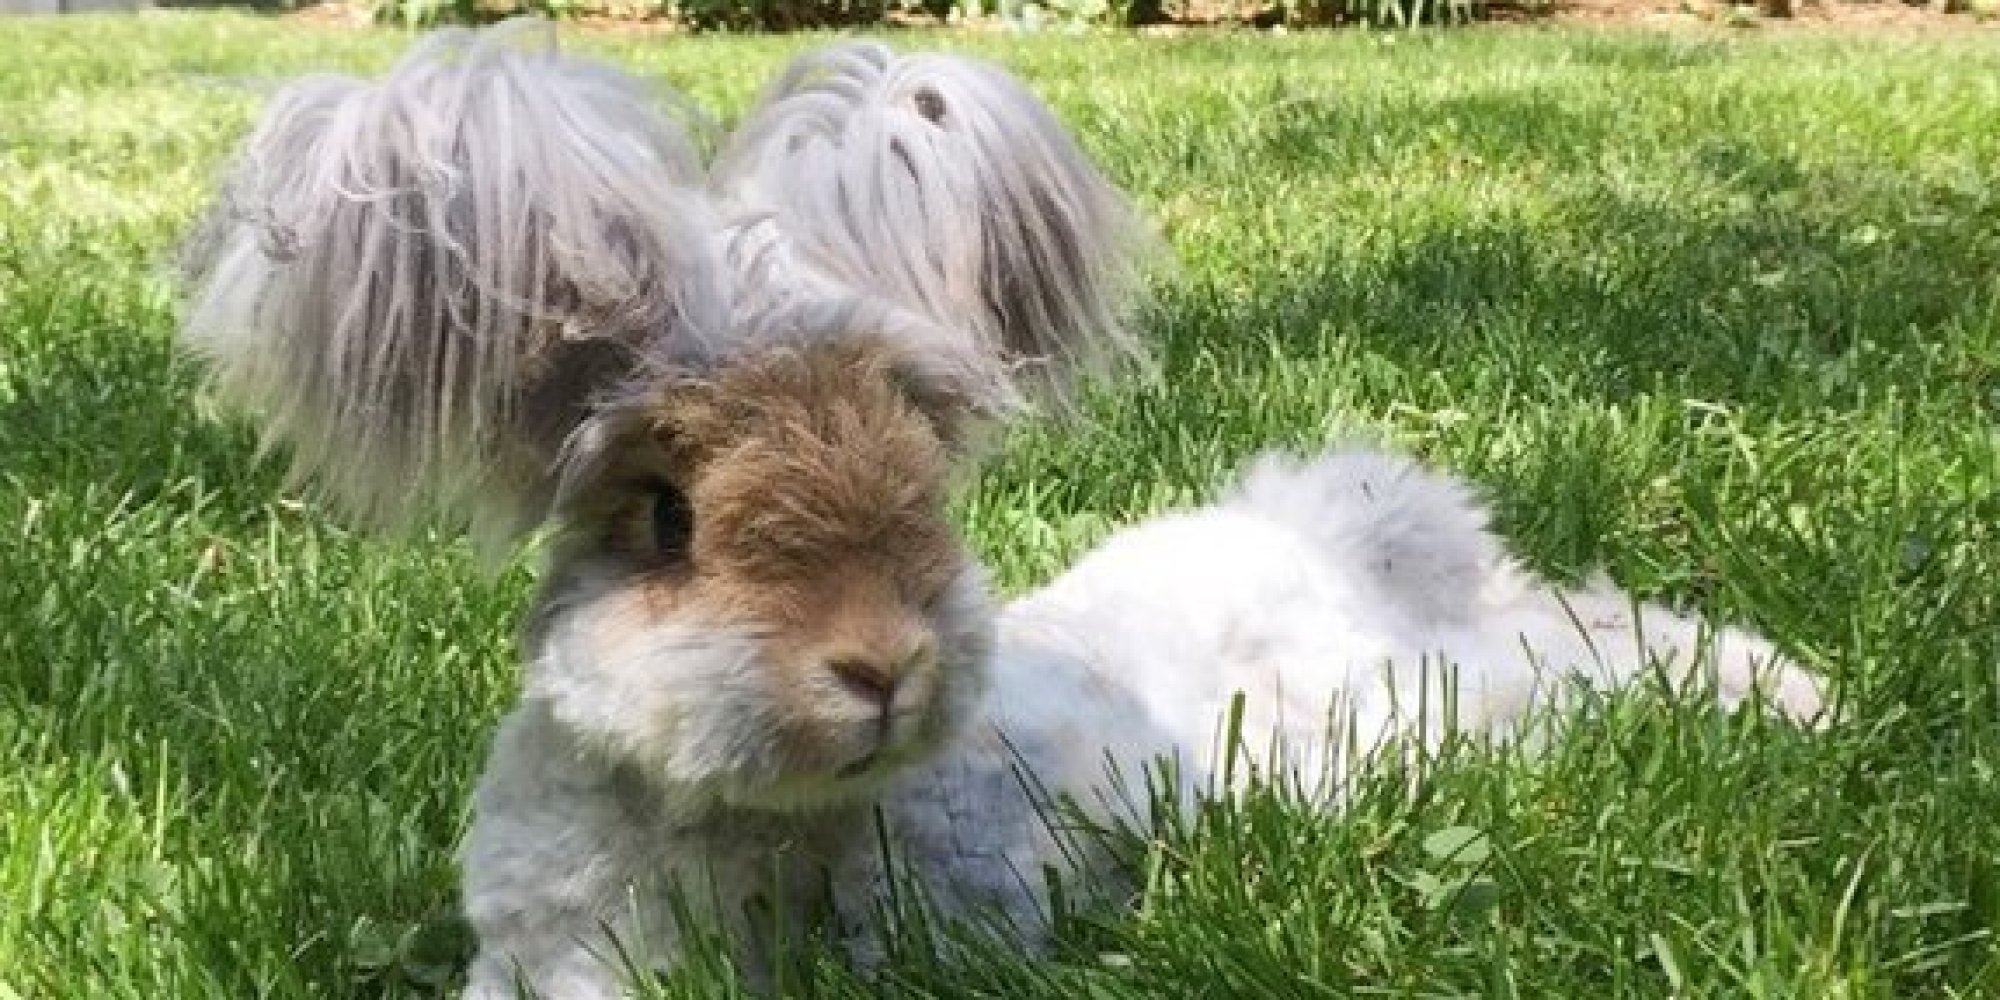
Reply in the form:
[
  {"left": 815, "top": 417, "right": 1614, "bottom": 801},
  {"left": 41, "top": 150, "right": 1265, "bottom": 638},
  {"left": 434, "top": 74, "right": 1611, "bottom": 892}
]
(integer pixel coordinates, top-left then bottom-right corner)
[
  {"left": 827, "top": 656, "right": 900, "bottom": 709},
  {"left": 825, "top": 638, "right": 934, "bottom": 712}
]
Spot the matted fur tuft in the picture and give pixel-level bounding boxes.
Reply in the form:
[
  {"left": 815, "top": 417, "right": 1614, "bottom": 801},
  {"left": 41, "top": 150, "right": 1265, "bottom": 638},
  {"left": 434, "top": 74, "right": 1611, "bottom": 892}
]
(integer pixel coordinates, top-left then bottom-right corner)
[
  {"left": 179, "top": 18, "right": 727, "bottom": 541},
  {"left": 712, "top": 41, "right": 1156, "bottom": 406}
]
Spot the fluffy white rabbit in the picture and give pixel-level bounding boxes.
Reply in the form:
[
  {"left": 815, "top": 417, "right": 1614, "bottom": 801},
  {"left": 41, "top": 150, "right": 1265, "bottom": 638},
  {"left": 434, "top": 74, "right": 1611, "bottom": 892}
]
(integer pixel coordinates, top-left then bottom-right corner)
[{"left": 174, "top": 21, "right": 1825, "bottom": 1000}]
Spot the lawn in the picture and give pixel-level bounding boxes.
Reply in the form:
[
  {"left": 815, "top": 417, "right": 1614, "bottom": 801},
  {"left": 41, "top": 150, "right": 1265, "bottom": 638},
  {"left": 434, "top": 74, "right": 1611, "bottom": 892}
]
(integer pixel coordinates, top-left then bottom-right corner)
[{"left": 2, "top": 12, "right": 1997, "bottom": 999}]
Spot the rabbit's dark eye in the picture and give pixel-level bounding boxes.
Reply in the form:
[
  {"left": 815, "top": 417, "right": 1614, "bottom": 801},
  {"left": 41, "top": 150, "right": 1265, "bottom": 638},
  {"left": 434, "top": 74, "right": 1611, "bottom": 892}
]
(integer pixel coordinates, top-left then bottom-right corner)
[{"left": 649, "top": 483, "right": 694, "bottom": 562}]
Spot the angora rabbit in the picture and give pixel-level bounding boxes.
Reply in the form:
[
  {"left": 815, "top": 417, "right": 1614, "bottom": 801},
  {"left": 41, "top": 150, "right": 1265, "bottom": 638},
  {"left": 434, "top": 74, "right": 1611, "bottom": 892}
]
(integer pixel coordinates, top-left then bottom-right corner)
[{"left": 176, "top": 20, "right": 1827, "bottom": 1000}]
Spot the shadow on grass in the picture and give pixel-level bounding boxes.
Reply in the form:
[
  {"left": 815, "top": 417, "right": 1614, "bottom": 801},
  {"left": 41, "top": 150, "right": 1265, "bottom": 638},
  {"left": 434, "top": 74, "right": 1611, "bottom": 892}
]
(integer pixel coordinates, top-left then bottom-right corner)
[
  {"left": 1180, "top": 146, "right": 1994, "bottom": 412},
  {"left": 0, "top": 323, "right": 283, "bottom": 523}
]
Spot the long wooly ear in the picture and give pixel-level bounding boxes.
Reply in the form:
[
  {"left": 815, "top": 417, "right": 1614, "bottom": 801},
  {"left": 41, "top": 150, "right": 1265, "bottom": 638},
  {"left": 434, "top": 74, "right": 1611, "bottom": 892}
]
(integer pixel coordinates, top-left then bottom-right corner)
[
  {"left": 178, "top": 17, "right": 727, "bottom": 547},
  {"left": 712, "top": 41, "right": 1158, "bottom": 409}
]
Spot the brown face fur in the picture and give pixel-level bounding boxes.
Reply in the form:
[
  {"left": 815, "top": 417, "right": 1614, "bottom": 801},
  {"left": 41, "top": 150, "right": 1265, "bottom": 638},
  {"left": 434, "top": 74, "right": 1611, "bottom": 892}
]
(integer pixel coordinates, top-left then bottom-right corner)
[
  {"left": 537, "top": 338, "right": 988, "bottom": 800},
  {"left": 644, "top": 340, "right": 962, "bottom": 628}
]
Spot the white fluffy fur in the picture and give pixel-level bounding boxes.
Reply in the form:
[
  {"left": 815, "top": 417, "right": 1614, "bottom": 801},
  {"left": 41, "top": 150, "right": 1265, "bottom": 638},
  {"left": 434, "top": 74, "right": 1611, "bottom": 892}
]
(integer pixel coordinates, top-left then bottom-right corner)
[{"left": 462, "top": 446, "right": 1827, "bottom": 998}]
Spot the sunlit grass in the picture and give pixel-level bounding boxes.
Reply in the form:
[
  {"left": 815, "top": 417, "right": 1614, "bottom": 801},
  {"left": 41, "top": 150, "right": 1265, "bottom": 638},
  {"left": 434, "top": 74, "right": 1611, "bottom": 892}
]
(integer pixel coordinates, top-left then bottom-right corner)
[{"left": 2, "top": 13, "right": 1996, "bottom": 998}]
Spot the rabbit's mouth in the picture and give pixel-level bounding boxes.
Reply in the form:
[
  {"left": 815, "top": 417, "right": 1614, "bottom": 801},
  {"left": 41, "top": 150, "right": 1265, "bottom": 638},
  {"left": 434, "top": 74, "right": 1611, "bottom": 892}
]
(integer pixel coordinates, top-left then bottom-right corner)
[
  {"left": 807, "top": 698, "right": 955, "bottom": 794},
  {"left": 837, "top": 749, "right": 882, "bottom": 779},
  {"left": 835, "top": 720, "right": 894, "bottom": 779},
  {"left": 836, "top": 704, "right": 931, "bottom": 777},
  {"left": 734, "top": 715, "right": 946, "bottom": 811}
]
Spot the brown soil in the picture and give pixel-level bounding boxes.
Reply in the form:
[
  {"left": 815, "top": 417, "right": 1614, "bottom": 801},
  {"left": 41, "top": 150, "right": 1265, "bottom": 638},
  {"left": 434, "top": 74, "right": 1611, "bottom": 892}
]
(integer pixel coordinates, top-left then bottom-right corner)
[
  {"left": 1147, "top": 0, "right": 1998, "bottom": 32},
  {"left": 287, "top": 0, "right": 1997, "bottom": 33},
  {"left": 1527, "top": 0, "right": 1996, "bottom": 33}
]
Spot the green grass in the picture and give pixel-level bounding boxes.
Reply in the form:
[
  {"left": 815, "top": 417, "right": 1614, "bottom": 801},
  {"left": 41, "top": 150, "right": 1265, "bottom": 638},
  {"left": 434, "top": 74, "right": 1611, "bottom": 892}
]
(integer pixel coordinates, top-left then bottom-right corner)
[{"left": 3, "top": 12, "right": 1998, "bottom": 999}]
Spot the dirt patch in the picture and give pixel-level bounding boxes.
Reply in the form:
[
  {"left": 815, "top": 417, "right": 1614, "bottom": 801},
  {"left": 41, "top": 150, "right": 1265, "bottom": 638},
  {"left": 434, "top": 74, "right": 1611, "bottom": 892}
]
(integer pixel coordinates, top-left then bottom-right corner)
[
  {"left": 1527, "top": 0, "right": 1997, "bottom": 33},
  {"left": 286, "top": 0, "right": 1997, "bottom": 33}
]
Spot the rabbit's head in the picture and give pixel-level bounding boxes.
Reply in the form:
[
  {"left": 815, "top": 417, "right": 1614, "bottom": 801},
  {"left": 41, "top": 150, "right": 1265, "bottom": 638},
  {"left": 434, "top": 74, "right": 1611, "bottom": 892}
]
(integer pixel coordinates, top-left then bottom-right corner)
[
  {"left": 175, "top": 21, "right": 1155, "bottom": 811},
  {"left": 521, "top": 339, "right": 995, "bottom": 811}
]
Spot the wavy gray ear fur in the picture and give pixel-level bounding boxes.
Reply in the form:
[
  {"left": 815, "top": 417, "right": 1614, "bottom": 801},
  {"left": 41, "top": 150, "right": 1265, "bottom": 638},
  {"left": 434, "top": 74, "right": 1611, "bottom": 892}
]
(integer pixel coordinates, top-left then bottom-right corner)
[
  {"left": 178, "top": 18, "right": 727, "bottom": 545},
  {"left": 712, "top": 41, "right": 1158, "bottom": 407}
]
